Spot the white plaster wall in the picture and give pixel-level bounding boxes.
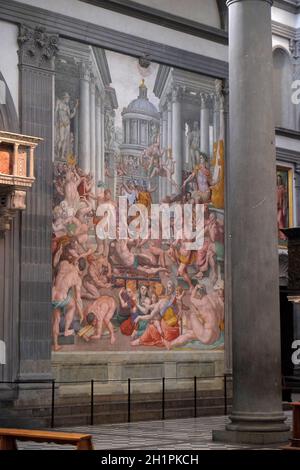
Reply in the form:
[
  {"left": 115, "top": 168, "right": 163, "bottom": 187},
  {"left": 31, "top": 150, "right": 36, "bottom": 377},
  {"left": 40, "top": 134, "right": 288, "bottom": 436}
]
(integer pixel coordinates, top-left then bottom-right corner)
[
  {"left": 271, "top": 6, "right": 297, "bottom": 28},
  {"left": 133, "top": 0, "right": 221, "bottom": 28},
  {"left": 19, "top": 0, "right": 228, "bottom": 62},
  {"left": 0, "top": 20, "right": 18, "bottom": 114},
  {"left": 272, "top": 34, "right": 290, "bottom": 52}
]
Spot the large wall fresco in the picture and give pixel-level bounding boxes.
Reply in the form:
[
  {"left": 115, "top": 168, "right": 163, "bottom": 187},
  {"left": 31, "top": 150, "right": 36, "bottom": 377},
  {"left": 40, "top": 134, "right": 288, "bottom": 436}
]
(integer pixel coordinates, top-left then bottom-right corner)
[{"left": 52, "top": 41, "right": 225, "bottom": 352}]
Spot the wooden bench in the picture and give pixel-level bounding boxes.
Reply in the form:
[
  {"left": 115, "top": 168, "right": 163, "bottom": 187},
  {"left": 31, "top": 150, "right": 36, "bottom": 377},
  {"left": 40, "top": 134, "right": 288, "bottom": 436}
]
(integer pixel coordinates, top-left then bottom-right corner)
[{"left": 0, "top": 428, "right": 94, "bottom": 450}]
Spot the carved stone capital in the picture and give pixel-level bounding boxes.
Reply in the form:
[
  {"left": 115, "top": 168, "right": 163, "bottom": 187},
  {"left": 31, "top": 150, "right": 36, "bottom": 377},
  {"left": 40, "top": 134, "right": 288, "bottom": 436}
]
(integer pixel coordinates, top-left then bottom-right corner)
[
  {"left": 200, "top": 92, "right": 211, "bottom": 109},
  {"left": 171, "top": 86, "right": 183, "bottom": 103},
  {"left": 18, "top": 24, "right": 59, "bottom": 70},
  {"left": 78, "top": 61, "right": 91, "bottom": 81},
  {"left": 290, "top": 39, "right": 300, "bottom": 60}
]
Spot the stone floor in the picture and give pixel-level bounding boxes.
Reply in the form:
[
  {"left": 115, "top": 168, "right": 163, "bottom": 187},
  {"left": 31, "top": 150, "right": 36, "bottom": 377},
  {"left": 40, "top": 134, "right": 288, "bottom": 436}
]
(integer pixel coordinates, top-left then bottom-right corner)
[{"left": 17, "top": 412, "right": 292, "bottom": 450}]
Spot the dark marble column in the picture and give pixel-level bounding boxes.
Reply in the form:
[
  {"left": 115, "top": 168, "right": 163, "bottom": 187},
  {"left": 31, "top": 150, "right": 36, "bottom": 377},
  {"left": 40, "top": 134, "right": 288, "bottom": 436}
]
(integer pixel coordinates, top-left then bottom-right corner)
[
  {"left": 18, "top": 25, "right": 59, "bottom": 382},
  {"left": 213, "top": 0, "right": 289, "bottom": 444}
]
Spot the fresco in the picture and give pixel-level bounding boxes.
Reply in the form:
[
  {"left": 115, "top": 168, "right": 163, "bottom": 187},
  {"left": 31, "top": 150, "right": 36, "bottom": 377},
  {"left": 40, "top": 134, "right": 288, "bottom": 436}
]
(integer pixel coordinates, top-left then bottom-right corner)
[
  {"left": 52, "top": 43, "right": 225, "bottom": 352},
  {"left": 277, "top": 165, "right": 294, "bottom": 245}
]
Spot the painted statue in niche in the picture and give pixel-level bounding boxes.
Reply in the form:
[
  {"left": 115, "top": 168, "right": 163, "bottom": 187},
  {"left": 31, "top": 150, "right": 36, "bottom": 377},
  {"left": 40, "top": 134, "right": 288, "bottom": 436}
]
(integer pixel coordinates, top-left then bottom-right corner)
[
  {"left": 52, "top": 45, "right": 225, "bottom": 352},
  {"left": 55, "top": 92, "right": 79, "bottom": 162}
]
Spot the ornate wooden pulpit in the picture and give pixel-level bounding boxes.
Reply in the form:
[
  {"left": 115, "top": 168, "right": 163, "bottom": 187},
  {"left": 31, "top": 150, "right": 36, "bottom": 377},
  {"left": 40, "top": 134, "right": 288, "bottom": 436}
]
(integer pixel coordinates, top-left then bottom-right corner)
[{"left": 0, "top": 131, "right": 42, "bottom": 233}]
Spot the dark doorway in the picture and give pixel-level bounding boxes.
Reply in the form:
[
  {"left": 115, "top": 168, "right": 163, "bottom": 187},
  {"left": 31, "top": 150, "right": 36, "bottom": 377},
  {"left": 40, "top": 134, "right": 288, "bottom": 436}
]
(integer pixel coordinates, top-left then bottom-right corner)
[{"left": 280, "top": 287, "right": 294, "bottom": 401}]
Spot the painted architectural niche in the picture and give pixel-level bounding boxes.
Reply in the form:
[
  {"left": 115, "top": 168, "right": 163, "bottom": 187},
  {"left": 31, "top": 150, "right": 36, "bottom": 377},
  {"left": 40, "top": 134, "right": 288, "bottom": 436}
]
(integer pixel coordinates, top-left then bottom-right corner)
[{"left": 52, "top": 42, "right": 225, "bottom": 353}]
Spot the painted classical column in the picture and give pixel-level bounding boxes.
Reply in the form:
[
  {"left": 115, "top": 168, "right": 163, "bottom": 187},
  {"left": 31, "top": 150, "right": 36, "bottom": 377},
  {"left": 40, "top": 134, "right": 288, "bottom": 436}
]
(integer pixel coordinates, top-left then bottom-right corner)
[
  {"left": 101, "top": 100, "right": 105, "bottom": 185},
  {"left": 200, "top": 93, "right": 210, "bottom": 156},
  {"left": 95, "top": 93, "right": 102, "bottom": 185},
  {"left": 79, "top": 62, "right": 91, "bottom": 173},
  {"left": 213, "top": 0, "right": 289, "bottom": 444},
  {"left": 90, "top": 77, "right": 96, "bottom": 183},
  {"left": 167, "top": 98, "right": 173, "bottom": 196},
  {"left": 213, "top": 81, "right": 222, "bottom": 144},
  {"left": 161, "top": 108, "right": 168, "bottom": 200},
  {"left": 172, "top": 87, "right": 182, "bottom": 189}
]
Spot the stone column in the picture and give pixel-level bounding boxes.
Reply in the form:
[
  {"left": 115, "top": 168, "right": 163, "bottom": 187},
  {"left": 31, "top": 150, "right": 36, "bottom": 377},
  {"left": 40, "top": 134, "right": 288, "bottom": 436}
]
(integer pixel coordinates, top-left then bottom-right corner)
[
  {"left": 95, "top": 93, "right": 102, "bottom": 185},
  {"left": 171, "top": 87, "right": 182, "bottom": 190},
  {"left": 213, "top": 0, "right": 289, "bottom": 444},
  {"left": 79, "top": 62, "right": 90, "bottom": 173},
  {"left": 213, "top": 81, "right": 222, "bottom": 143},
  {"left": 101, "top": 101, "right": 106, "bottom": 184},
  {"left": 200, "top": 93, "right": 210, "bottom": 156},
  {"left": 295, "top": 165, "right": 300, "bottom": 226},
  {"left": 222, "top": 80, "right": 232, "bottom": 375},
  {"left": 18, "top": 25, "right": 59, "bottom": 383},
  {"left": 161, "top": 108, "right": 168, "bottom": 200},
  {"left": 126, "top": 119, "right": 130, "bottom": 144},
  {"left": 89, "top": 77, "right": 96, "bottom": 183},
  {"left": 167, "top": 98, "right": 173, "bottom": 196}
]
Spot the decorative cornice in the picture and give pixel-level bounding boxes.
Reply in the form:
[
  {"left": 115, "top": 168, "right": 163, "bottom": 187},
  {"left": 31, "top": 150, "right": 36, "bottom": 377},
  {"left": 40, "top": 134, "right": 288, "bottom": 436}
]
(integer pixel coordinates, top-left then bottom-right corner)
[
  {"left": 0, "top": 0, "right": 229, "bottom": 80},
  {"left": 276, "top": 146, "right": 300, "bottom": 164},
  {"left": 18, "top": 24, "right": 59, "bottom": 70},
  {"left": 275, "top": 127, "right": 300, "bottom": 139},
  {"left": 272, "top": 20, "right": 295, "bottom": 40},
  {"left": 227, "top": 0, "right": 273, "bottom": 5},
  {"left": 79, "top": 0, "right": 229, "bottom": 42},
  {"left": 274, "top": 0, "right": 300, "bottom": 14}
]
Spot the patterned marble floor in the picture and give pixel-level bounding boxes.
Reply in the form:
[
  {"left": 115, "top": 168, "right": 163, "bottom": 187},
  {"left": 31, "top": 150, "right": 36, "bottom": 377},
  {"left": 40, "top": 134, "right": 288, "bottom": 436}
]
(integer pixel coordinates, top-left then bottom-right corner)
[{"left": 17, "top": 412, "right": 292, "bottom": 450}]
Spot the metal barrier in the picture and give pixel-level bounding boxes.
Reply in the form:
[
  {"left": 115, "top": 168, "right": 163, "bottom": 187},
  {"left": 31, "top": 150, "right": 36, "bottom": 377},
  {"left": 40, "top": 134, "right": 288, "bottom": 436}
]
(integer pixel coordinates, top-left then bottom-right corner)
[{"left": 0, "top": 373, "right": 232, "bottom": 428}]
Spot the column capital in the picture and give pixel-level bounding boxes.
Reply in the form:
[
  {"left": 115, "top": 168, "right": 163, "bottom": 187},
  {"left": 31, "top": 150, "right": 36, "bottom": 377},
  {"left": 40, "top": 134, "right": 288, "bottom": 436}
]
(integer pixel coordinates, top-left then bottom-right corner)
[
  {"left": 79, "top": 61, "right": 91, "bottom": 81},
  {"left": 227, "top": 0, "right": 273, "bottom": 5},
  {"left": 90, "top": 76, "right": 96, "bottom": 93},
  {"left": 18, "top": 24, "right": 59, "bottom": 70},
  {"left": 200, "top": 92, "right": 211, "bottom": 109},
  {"left": 171, "top": 86, "right": 183, "bottom": 103},
  {"left": 290, "top": 38, "right": 300, "bottom": 60}
]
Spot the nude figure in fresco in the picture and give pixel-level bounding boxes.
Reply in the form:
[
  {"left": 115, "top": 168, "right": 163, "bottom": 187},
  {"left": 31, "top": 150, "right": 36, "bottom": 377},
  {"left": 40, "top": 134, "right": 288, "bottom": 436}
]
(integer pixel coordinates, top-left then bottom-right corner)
[
  {"left": 169, "top": 238, "right": 196, "bottom": 290},
  {"left": 82, "top": 253, "right": 112, "bottom": 299},
  {"left": 83, "top": 296, "right": 117, "bottom": 344},
  {"left": 65, "top": 205, "right": 93, "bottom": 251},
  {"left": 52, "top": 258, "right": 85, "bottom": 351},
  {"left": 63, "top": 167, "right": 81, "bottom": 211},
  {"left": 111, "top": 239, "right": 168, "bottom": 275},
  {"left": 167, "top": 284, "right": 222, "bottom": 348},
  {"left": 182, "top": 154, "right": 211, "bottom": 203},
  {"left": 195, "top": 213, "right": 222, "bottom": 284}
]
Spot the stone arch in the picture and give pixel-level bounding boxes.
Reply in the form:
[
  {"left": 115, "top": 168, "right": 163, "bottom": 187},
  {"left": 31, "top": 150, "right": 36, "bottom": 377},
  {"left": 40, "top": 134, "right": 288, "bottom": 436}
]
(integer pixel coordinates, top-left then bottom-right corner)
[
  {"left": 0, "top": 70, "right": 19, "bottom": 133},
  {"left": 273, "top": 46, "right": 294, "bottom": 130}
]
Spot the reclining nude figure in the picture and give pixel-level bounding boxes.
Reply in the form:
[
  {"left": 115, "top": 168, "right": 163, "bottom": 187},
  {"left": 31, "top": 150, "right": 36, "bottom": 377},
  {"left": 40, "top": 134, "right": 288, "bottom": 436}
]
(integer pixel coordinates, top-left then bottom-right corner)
[
  {"left": 112, "top": 239, "right": 168, "bottom": 275},
  {"left": 83, "top": 296, "right": 117, "bottom": 345}
]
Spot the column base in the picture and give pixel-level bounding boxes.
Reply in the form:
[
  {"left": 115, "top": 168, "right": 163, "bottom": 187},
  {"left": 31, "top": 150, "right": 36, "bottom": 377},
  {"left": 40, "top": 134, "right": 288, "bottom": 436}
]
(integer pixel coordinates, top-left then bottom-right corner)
[{"left": 212, "top": 429, "right": 291, "bottom": 445}]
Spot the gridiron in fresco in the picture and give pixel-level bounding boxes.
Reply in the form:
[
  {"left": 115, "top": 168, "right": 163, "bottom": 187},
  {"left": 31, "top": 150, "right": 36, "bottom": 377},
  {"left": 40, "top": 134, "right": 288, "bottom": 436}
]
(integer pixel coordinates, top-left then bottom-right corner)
[{"left": 52, "top": 44, "right": 225, "bottom": 351}]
